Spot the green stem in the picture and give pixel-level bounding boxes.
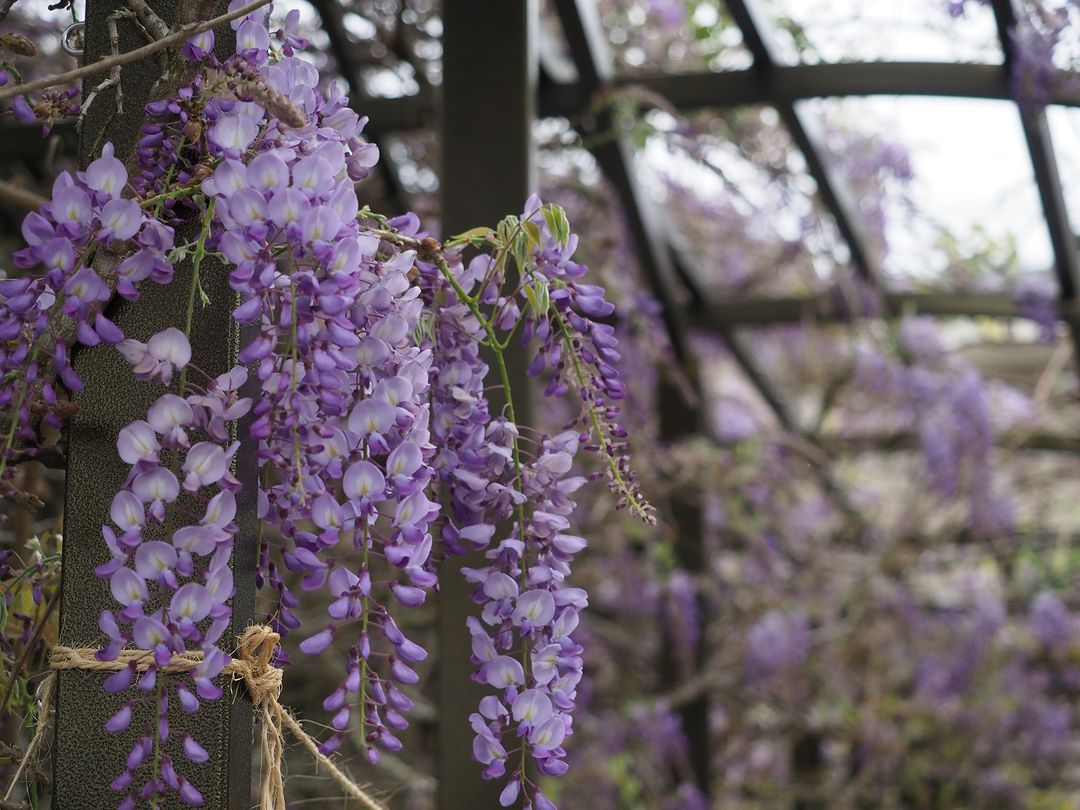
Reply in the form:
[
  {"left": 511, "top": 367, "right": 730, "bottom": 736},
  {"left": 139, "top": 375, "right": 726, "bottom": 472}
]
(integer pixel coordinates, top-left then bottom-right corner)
[
  {"left": 357, "top": 507, "right": 370, "bottom": 753},
  {"left": 492, "top": 348, "right": 529, "bottom": 567},
  {"left": 428, "top": 255, "right": 535, "bottom": 774},
  {"left": 552, "top": 309, "right": 652, "bottom": 523},
  {"left": 140, "top": 184, "right": 200, "bottom": 210},
  {"left": 178, "top": 199, "right": 215, "bottom": 391},
  {"left": 149, "top": 674, "right": 164, "bottom": 810},
  {"left": 151, "top": 136, "right": 185, "bottom": 218},
  {"left": 287, "top": 276, "right": 306, "bottom": 500},
  {"left": 0, "top": 554, "right": 61, "bottom": 597},
  {"left": 0, "top": 269, "right": 76, "bottom": 483}
]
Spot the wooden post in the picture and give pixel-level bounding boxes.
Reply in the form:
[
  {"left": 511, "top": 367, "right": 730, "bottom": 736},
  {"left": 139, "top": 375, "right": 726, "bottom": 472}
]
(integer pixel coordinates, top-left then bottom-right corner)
[
  {"left": 436, "top": 2, "right": 536, "bottom": 807},
  {"left": 52, "top": 3, "right": 255, "bottom": 807}
]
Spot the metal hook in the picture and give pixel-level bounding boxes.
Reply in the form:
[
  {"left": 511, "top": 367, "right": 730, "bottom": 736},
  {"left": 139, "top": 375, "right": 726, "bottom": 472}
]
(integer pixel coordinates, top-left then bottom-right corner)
[{"left": 61, "top": 21, "right": 84, "bottom": 57}]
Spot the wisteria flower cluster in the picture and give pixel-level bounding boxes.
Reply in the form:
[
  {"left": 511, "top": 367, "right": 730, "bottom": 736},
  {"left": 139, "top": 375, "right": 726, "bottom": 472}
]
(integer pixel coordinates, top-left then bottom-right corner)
[
  {"left": 99, "top": 340, "right": 245, "bottom": 808},
  {"left": 0, "top": 3, "right": 649, "bottom": 808},
  {"left": 0, "top": 142, "right": 175, "bottom": 504}
]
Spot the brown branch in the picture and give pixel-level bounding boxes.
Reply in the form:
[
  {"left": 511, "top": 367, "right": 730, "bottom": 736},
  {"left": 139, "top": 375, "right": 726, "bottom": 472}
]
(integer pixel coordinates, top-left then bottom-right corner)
[
  {"left": 3, "top": 446, "right": 66, "bottom": 470},
  {"left": 0, "top": 0, "right": 271, "bottom": 103},
  {"left": 80, "top": 11, "right": 129, "bottom": 127},
  {"left": 0, "top": 180, "right": 45, "bottom": 212},
  {"left": 0, "top": 586, "right": 59, "bottom": 721},
  {"left": 124, "top": 0, "right": 170, "bottom": 41}
]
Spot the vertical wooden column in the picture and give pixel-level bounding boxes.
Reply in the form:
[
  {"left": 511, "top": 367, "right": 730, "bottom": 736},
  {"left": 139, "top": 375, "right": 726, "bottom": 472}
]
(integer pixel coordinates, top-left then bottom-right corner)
[
  {"left": 52, "top": 3, "right": 255, "bottom": 808},
  {"left": 436, "top": 2, "right": 536, "bottom": 807}
]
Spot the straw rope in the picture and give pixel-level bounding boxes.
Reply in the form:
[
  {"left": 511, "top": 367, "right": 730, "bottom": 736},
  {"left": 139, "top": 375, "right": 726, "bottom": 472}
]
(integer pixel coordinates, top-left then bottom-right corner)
[{"left": 4, "top": 625, "right": 385, "bottom": 810}]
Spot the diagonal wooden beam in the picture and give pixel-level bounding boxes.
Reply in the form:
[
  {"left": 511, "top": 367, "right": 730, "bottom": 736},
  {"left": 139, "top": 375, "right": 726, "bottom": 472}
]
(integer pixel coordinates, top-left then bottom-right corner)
[
  {"left": 550, "top": 0, "right": 697, "bottom": 363},
  {"left": 990, "top": 0, "right": 1080, "bottom": 361},
  {"left": 723, "top": 0, "right": 887, "bottom": 293},
  {"left": 549, "top": 0, "right": 820, "bottom": 449}
]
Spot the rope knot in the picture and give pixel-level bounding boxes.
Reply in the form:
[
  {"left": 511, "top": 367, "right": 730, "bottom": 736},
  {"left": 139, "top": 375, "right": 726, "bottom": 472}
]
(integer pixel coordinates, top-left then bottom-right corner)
[
  {"left": 234, "top": 624, "right": 283, "bottom": 709},
  {"left": 18, "top": 624, "right": 385, "bottom": 810}
]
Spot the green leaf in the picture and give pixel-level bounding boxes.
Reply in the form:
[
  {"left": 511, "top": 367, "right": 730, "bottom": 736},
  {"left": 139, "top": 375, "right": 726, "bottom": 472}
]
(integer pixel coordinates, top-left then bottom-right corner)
[
  {"left": 497, "top": 215, "right": 520, "bottom": 245},
  {"left": 510, "top": 231, "right": 530, "bottom": 275},
  {"left": 413, "top": 312, "right": 436, "bottom": 345},
  {"left": 522, "top": 276, "right": 550, "bottom": 318},
  {"left": 531, "top": 276, "right": 549, "bottom": 316},
  {"left": 542, "top": 204, "right": 571, "bottom": 247},
  {"left": 447, "top": 226, "right": 496, "bottom": 247},
  {"left": 521, "top": 220, "right": 542, "bottom": 250},
  {"left": 167, "top": 243, "right": 194, "bottom": 263}
]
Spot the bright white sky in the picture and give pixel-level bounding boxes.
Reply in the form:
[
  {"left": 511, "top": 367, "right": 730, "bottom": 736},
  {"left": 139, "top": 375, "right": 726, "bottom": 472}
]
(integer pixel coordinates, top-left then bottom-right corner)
[
  {"left": 834, "top": 95, "right": 1057, "bottom": 280},
  {"left": 656, "top": 0, "right": 1077, "bottom": 285},
  {"left": 757, "top": 0, "right": 1071, "bottom": 280}
]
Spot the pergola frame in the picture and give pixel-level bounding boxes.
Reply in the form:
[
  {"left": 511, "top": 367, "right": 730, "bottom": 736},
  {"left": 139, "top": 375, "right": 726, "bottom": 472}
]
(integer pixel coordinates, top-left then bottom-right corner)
[
  {"left": 300, "top": 0, "right": 1080, "bottom": 802},
  {"left": 1, "top": 0, "right": 1076, "bottom": 806},
  {"left": 286, "top": 0, "right": 1080, "bottom": 429}
]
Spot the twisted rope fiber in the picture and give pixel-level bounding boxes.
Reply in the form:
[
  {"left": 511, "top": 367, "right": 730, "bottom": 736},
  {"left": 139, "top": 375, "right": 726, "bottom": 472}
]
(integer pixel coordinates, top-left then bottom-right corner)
[{"left": 7, "top": 625, "right": 385, "bottom": 810}]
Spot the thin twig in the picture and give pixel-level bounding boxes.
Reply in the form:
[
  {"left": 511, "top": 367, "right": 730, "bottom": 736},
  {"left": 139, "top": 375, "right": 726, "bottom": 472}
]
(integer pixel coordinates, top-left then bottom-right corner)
[
  {"left": 0, "top": 0, "right": 17, "bottom": 24},
  {"left": 0, "top": 0, "right": 271, "bottom": 103},
  {"left": 0, "top": 179, "right": 46, "bottom": 212},
  {"left": 0, "top": 587, "right": 59, "bottom": 722},
  {"left": 80, "top": 11, "right": 128, "bottom": 127},
  {"left": 124, "top": 0, "right": 170, "bottom": 41},
  {"left": 1033, "top": 335, "right": 1071, "bottom": 408}
]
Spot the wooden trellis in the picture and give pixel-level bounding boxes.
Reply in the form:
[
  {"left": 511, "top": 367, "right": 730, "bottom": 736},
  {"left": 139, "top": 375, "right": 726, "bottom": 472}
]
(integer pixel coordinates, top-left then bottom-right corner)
[{"left": 10, "top": 0, "right": 1077, "bottom": 806}]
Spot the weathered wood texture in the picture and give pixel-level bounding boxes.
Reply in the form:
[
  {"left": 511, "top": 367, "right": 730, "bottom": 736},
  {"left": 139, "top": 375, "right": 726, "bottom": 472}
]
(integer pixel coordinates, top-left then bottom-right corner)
[
  {"left": 53, "top": 4, "right": 255, "bottom": 808},
  {"left": 436, "top": 1, "right": 536, "bottom": 808}
]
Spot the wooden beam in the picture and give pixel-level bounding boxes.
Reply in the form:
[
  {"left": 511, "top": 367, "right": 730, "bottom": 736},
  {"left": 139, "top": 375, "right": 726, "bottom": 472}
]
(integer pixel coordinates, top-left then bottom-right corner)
[
  {"left": 820, "top": 430, "right": 1080, "bottom": 455},
  {"left": 688, "top": 291, "right": 1062, "bottom": 328},
  {"left": 551, "top": 0, "right": 713, "bottom": 793},
  {"left": 436, "top": 2, "right": 536, "bottom": 807},
  {"left": 990, "top": 0, "right": 1080, "bottom": 363},
  {"left": 723, "top": 0, "right": 886, "bottom": 292}
]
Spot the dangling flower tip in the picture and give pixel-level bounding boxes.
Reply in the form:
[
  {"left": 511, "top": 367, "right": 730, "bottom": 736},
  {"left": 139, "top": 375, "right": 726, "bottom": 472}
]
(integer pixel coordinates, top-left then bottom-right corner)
[{"left": 626, "top": 495, "right": 657, "bottom": 526}]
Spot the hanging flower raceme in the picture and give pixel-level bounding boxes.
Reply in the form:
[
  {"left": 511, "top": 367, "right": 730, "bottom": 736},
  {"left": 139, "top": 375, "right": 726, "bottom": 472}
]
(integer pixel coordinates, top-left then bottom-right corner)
[
  {"left": 0, "top": 142, "right": 176, "bottom": 507},
  {"left": 464, "top": 432, "right": 589, "bottom": 808},
  {"left": 103, "top": 331, "right": 245, "bottom": 807},
  {"left": 0, "top": 5, "right": 647, "bottom": 808}
]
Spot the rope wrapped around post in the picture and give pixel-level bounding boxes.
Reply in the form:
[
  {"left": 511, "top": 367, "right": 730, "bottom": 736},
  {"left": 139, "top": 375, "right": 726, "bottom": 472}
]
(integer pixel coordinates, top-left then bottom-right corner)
[{"left": 6, "top": 625, "right": 386, "bottom": 810}]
